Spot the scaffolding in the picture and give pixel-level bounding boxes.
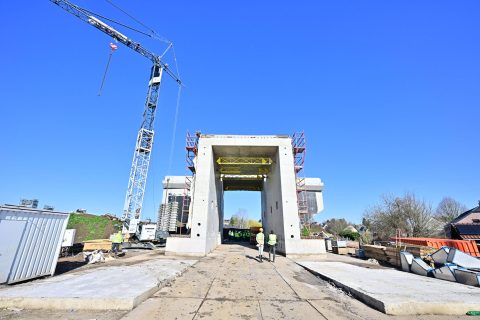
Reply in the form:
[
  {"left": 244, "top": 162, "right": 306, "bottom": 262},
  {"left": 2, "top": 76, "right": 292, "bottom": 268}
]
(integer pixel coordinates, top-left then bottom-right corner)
[
  {"left": 180, "top": 131, "right": 200, "bottom": 234},
  {"left": 158, "top": 201, "right": 179, "bottom": 232},
  {"left": 291, "top": 131, "right": 309, "bottom": 229}
]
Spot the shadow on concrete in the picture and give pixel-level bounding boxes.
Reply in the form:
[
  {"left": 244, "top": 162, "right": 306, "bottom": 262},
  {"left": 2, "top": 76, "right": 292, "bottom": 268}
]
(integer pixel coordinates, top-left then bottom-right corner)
[
  {"left": 222, "top": 241, "right": 256, "bottom": 249},
  {"left": 245, "top": 255, "right": 264, "bottom": 263},
  {"left": 55, "top": 260, "right": 88, "bottom": 275}
]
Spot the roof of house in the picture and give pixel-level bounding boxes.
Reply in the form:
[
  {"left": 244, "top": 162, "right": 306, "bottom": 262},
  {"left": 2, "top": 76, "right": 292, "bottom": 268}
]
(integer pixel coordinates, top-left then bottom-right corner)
[
  {"left": 450, "top": 202, "right": 480, "bottom": 225},
  {"left": 453, "top": 224, "right": 480, "bottom": 235},
  {"left": 459, "top": 234, "right": 480, "bottom": 240}
]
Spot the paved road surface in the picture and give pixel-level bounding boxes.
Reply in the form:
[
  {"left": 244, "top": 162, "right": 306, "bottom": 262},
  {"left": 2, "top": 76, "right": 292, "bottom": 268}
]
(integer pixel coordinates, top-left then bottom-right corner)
[
  {"left": 122, "top": 244, "right": 469, "bottom": 320},
  {"left": 0, "top": 244, "right": 470, "bottom": 319}
]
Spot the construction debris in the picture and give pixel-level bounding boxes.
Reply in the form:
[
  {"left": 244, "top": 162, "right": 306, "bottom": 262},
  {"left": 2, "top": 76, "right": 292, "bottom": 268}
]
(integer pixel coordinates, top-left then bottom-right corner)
[
  {"left": 362, "top": 245, "right": 400, "bottom": 266},
  {"left": 400, "top": 251, "right": 414, "bottom": 272},
  {"left": 397, "top": 246, "right": 480, "bottom": 287},
  {"left": 431, "top": 246, "right": 450, "bottom": 265},
  {"left": 84, "top": 250, "right": 105, "bottom": 264},
  {"left": 433, "top": 264, "right": 457, "bottom": 282},
  {"left": 447, "top": 248, "right": 480, "bottom": 270},
  {"left": 454, "top": 269, "right": 480, "bottom": 286},
  {"left": 362, "top": 244, "right": 436, "bottom": 268},
  {"left": 411, "top": 257, "right": 433, "bottom": 277}
]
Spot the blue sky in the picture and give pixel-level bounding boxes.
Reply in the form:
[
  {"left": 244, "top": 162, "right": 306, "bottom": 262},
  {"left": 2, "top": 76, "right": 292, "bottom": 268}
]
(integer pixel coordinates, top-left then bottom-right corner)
[{"left": 0, "top": 1, "right": 479, "bottom": 223}]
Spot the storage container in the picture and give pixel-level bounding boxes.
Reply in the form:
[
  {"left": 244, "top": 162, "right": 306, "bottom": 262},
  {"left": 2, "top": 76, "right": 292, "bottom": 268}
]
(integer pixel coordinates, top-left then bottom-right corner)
[{"left": 0, "top": 205, "right": 70, "bottom": 284}]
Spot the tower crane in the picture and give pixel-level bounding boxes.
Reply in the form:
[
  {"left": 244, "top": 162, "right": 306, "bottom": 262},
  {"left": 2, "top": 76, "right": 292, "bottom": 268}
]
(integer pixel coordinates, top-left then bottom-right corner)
[{"left": 49, "top": 0, "right": 182, "bottom": 236}]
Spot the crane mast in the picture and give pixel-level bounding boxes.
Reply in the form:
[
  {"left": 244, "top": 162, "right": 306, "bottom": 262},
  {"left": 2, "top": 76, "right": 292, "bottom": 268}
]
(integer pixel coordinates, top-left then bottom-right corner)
[{"left": 49, "top": 0, "right": 182, "bottom": 232}]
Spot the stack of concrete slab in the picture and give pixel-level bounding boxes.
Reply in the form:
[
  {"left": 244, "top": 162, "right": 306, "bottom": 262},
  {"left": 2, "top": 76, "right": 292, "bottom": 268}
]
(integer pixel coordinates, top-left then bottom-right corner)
[{"left": 399, "top": 246, "right": 480, "bottom": 287}]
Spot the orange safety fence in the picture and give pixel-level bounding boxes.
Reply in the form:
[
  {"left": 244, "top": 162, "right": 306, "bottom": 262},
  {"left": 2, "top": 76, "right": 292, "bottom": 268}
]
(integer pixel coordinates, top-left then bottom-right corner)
[{"left": 392, "top": 237, "right": 480, "bottom": 257}]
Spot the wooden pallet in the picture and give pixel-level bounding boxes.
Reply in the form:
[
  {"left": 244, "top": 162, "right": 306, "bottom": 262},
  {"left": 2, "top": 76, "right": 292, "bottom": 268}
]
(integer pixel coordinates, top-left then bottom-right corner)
[
  {"left": 362, "top": 244, "right": 436, "bottom": 267},
  {"left": 83, "top": 239, "right": 112, "bottom": 251}
]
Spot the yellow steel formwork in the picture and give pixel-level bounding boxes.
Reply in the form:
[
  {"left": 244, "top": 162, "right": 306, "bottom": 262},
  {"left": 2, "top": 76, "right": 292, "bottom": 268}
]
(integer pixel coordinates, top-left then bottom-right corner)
[{"left": 216, "top": 157, "right": 272, "bottom": 175}]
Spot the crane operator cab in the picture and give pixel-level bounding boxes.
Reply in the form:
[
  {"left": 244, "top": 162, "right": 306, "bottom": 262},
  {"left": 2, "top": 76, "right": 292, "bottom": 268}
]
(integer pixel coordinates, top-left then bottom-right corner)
[{"left": 149, "top": 65, "right": 163, "bottom": 86}]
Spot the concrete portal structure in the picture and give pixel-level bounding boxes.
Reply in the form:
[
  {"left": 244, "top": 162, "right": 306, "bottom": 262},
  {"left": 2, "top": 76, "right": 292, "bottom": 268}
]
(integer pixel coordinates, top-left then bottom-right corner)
[{"left": 164, "top": 134, "right": 325, "bottom": 257}]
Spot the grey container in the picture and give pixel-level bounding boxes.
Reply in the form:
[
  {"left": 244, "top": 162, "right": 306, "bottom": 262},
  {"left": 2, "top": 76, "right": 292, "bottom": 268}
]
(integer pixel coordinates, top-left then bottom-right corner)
[{"left": 0, "top": 205, "right": 70, "bottom": 284}]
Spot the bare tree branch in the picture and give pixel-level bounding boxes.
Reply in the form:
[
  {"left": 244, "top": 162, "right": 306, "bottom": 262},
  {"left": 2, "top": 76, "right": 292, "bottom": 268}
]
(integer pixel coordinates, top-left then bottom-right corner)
[{"left": 435, "top": 197, "right": 468, "bottom": 224}]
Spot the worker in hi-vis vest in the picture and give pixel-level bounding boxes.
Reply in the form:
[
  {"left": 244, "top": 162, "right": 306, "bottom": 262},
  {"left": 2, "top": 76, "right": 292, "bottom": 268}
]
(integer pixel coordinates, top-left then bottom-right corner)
[
  {"left": 256, "top": 228, "right": 265, "bottom": 262},
  {"left": 111, "top": 230, "right": 123, "bottom": 257},
  {"left": 268, "top": 230, "right": 277, "bottom": 262}
]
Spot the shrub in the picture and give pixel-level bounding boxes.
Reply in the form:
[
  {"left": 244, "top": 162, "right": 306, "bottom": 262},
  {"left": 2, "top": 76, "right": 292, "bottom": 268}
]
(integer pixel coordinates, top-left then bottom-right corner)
[{"left": 339, "top": 230, "right": 360, "bottom": 241}]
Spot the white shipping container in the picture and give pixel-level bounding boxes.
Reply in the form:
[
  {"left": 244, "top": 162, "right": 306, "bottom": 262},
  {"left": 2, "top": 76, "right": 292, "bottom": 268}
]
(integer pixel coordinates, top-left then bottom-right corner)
[{"left": 0, "top": 205, "right": 70, "bottom": 284}]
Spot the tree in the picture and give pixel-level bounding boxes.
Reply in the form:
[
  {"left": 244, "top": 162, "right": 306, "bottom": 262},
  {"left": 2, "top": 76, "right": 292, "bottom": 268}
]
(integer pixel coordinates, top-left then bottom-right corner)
[
  {"left": 363, "top": 193, "right": 442, "bottom": 240},
  {"left": 339, "top": 230, "right": 360, "bottom": 241},
  {"left": 247, "top": 219, "right": 262, "bottom": 228},
  {"left": 435, "top": 197, "right": 468, "bottom": 224},
  {"left": 323, "top": 218, "right": 349, "bottom": 236},
  {"left": 229, "top": 216, "right": 238, "bottom": 227}
]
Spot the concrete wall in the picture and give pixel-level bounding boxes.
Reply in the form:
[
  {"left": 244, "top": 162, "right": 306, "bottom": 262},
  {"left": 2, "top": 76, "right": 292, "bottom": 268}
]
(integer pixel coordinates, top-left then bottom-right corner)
[
  {"left": 166, "top": 135, "right": 325, "bottom": 256},
  {"left": 284, "top": 239, "right": 327, "bottom": 257}
]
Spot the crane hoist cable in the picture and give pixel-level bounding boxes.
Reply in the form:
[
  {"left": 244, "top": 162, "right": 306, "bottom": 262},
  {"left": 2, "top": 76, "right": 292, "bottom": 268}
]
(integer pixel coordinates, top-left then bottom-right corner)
[
  {"left": 49, "top": 0, "right": 184, "bottom": 228},
  {"left": 167, "top": 85, "right": 183, "bottom": 174},
  {"left": 98, "top": 42, "right": 118, "bottom": 96},
  {"left": 102, "top": 0, "right": 181, "bottom": 78},
  {"left": 100, "top": 0, "right": 184, "bottom": 174}
]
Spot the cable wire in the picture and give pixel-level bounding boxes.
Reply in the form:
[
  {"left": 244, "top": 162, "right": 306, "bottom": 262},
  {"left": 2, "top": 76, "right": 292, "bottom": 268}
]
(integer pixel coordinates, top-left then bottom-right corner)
[
  {"left": 77, "top": 4, "right": 153, "bottom": 38},
  {"left": 167, "top": 85, "right": 182, "bottom": 174},
  {"left": 104, "top": 0, "right": 171, "bottom": 44}
]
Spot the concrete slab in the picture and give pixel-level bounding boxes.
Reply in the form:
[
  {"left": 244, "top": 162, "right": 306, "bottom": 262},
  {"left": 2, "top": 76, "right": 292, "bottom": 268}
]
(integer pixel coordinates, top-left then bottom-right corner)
[
  {"left": 194, "top": 299, "right": 262, "bottom": 319},
  {"left": 207, "top": 278, "right": 258, "bottom": 300},
  {"left": 259, "top": 300, "right": 322, "bottom": 320},
  {"left": 122, "top": 297, "right": 202, "bottom": 319},
  {"left": 0, "top": 258, "right": 196, "bottom": 310},
  {"left": 298, "top": 261, "right": 480, "bottom": 315}
]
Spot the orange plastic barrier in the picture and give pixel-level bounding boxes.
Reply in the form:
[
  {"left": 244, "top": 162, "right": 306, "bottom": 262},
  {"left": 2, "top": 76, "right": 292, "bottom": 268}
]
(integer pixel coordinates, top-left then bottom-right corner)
[{"left": 392, "top": 237, "right": 480, "bottom": 257}]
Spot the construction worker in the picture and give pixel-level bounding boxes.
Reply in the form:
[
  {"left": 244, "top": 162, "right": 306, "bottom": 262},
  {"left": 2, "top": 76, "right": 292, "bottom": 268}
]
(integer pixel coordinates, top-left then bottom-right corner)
[
  {"left": 111, "top": 230, "right": 123, "bottom": 257},
  {"left": 268, "top": 230, "right": 277, "bottom": 262},
  {"left": 256, "top": 228, "right": 265, "bottom": 262}
]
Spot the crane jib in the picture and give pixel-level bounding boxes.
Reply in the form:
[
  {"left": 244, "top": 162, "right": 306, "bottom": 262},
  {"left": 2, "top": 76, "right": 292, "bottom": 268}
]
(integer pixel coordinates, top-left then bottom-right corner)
[
  {"left": 49, "top": 0, "right": 182, "bottom": 85},
  {"left": 49, "top": 0, "right": 180, "bottom": 231}
]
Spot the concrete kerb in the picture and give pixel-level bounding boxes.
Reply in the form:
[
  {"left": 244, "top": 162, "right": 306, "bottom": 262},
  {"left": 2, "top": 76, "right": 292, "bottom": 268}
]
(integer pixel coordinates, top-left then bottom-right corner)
[
  {"left": 0, "top": 259, "right": 199, "bottom": 311},
  {"left": 295, "top": 262, "right": 388, "bottom": 314}
]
